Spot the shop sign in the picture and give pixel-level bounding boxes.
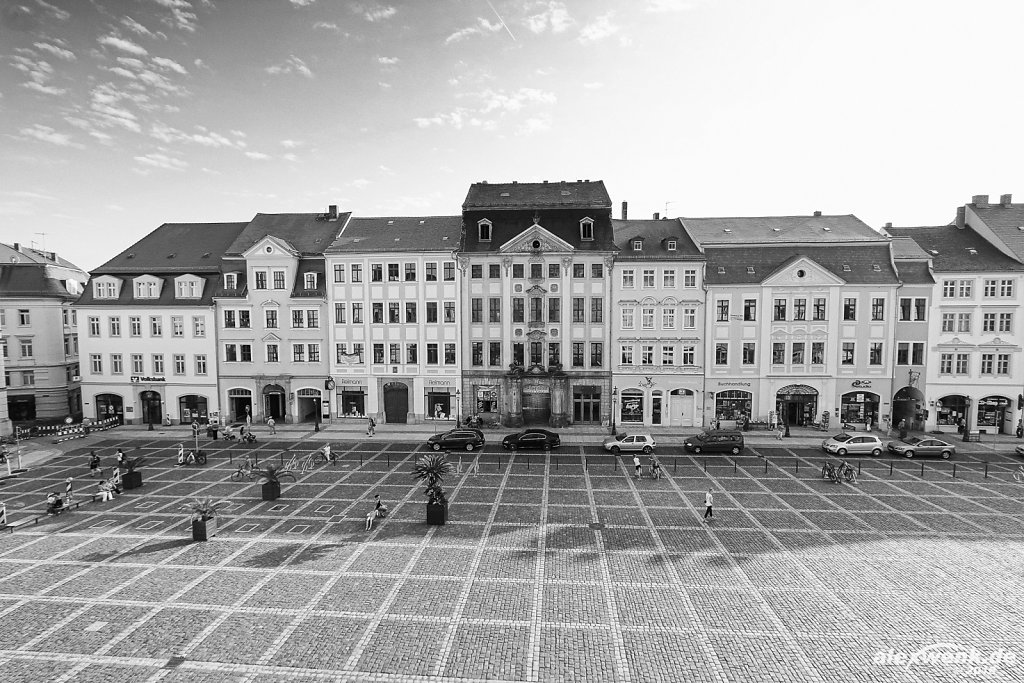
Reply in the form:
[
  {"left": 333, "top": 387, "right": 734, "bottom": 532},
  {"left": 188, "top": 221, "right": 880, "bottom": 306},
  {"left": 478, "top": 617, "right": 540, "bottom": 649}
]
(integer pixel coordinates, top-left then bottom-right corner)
[
  {"left": 523, "top": 382, "right": 549, "bottom": 394},
  {"left": 338, "top": 378, "right": 365, "bottom": 385},
  {"left": 425, "top": 378, "right": 454, "bottom": 386},
  {"left": 851, "top": 379, "right": 872, "bottom": 388},
  {"left": 130, "top": 376, "right": 165, "bottom": 383},
  {"left": 716, "top": 381, "right": 751, "bottom": 387}
]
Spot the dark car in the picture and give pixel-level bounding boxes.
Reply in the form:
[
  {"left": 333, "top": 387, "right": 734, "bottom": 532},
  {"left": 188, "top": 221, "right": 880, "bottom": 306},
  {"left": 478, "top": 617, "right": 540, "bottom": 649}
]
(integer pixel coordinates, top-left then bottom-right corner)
[
  {"left": 427, "top": 428, "right": 485, "bottom": 451},
  {"left": 502, "top": 429, "right": 560, "bottom": 450},
  {"left": 683, "top": 430, "right": 744, "bottom": 455}
]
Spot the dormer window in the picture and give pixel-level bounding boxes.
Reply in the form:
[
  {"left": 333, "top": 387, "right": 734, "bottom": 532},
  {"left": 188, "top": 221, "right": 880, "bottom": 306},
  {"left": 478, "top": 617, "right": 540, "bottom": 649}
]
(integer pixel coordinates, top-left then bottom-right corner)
[
  {"left": 478, "top": 219, "right": 492, "bottom": 242},
  {"left": 580, "top": 217, "right": 594, "bottom": 241},
  {"left": 93, "top": 279, "right": 119, "bottom": 299},
  {"left": 632, "top": 240, "right": 643, "bottom": 251},
  {"left": 304, "top": 272, "right": 317, "bottom": 290},
  {"left": 133, "top": 277, "right": 160, "bottom": 299},
  {"left": 175, "top": 277, "right": 203, "bottom": 299},
  {"left": 667, "top": 240, "right": 677, "bottom": 251},
  {"left": 224, "top": 273, "right": 237, "bottom": 290}
]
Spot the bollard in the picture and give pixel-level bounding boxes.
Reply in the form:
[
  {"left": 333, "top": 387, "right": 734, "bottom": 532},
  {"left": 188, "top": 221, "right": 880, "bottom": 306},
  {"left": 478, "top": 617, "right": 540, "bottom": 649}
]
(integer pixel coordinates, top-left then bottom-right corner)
[
  {"left": 952, "top": 463, "right": 956, "bottom": 478},
  {"left": 733, "top": 461, "right": 737, "bottom": 474},
  {"left": 498, "top": 453, "right": 501, "bottom": 469},
  {"left": 387, "top": 452, "right": 390, "bottom": 466},
  {"left": 674, "top": 458, "right": 678, "bottom": 473},
  {"left": 857, "top": 461, "right": 861, "bottom": 474},
  {"left": 556, "top": 457, "right": 558, "bottom": 470},
  {"left": 229, "top": 452, "right": 233, "bottom": 464},
  {"left": 889, "top": 461, "right": 893, "bottom": 476},
  {"left": 614, "top": 457, "right": 617, "bottom": 471},
  {"left": 764, "top": 459, "right": 768, "bottom": 474},
  {"left": 360, "top": 453, "right": 363, "bottom": 465},
  {"left": 984, "top": 462, "right": 988, "bottom": 479},
  {"left": 920, "top": 462, "right": 924, "bottom": 478},
  {"left": 703, "top": 458, "right": 707, "bottom": 472},
  {"left": 279, "top": 451, "right": 283, "bottom": 466},
  {"left": 254, "top": 453, "right": 259, "bottom": 467},
  {"left": 795, "top": 459, "right": 799, "bottom": 474},
  {"left": 584, "top": 456, "right": 587, "bottom": 471}
]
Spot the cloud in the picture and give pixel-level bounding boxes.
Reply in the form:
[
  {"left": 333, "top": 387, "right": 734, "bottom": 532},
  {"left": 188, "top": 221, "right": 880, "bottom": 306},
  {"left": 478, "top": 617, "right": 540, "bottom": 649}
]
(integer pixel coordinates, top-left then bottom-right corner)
[
  {"left": 231, "top": 130, "right": 247, "bottom": 138},
  {"left": 35, "top": 0, "right": 70, "bottom": 21},
  {"left": 478, "top": 87, "right": 556, "bottom": 113},
  {"left": 524, "top": 1, "right": 571, "bottom": 34},
  {"left": 583, "top": 81, "right": 603, "bottom": 89},
  {"left": 578, "top": 12, "right": 619, "bottom": 43},
  {"left": 135, "top": 152, "right": 188, "bottom": 170},
  {"left": 18, "top": 124, "right": 82, "bottom": 148},
  {"left": 313, "top": 21, "right": 342, "bottom": 32},
  {"left": 283, "top": 153, "right": 298, "bottom": 162},
  {"left": 378, "top": 81, "right": 391, "bottom": 89},
  {"left": 87, "top": 83, "right": 143, "bottom": 132},
  {"left": 413, "top": 107, "right": 474, "bottom": 129},
  {"left": 445, "top": 17, "right": 502, "bottom": 44},
  {"left": 350, "top": 178, "right": 370, "bottom": 189},
  {"left": 377, "top": 56, "right": 399, "bottom": 65},
  {"left": 33, "top": 42, "right": 75, "bottom": 60},
  {"left": 245, "top": 151, "right": 271, "bottom": 160},
  {"left": 352, "top": 4, "right": 396, "bottom": 22},
  {"left": 266, "top": 54, "right": 313, "bottom": 78},
  {"left": 149, "top": 122, "right": 245, "bottom": 149},
  {"left": 22, "top": 81, "right": 66, "bottom": 95},
  {"left": 646, "top": 0, "right": 700, "bottom": 11},
  {"left": 152, "top": 56, "right": 188, "bottom": 74},
  {"left": 98, "top": 34, "right": 149, "bottom": 56},
  {"left": 518, "top": 114, "right": 551, "bottom": 135},
  {"left": 10, "top": 54, "right": 65, "bottom": 93},
  {"left": 147, "top": 0, "right": 200, "bottom": 33},
  {"left": 280, "top": 139, "right": 301, "bottom": 148},
  {"left": 290, "top": 0, "right": 316, "bottom": 5},
  {"left": 121, "top": 16, "right": 166, "bottom": 39}
]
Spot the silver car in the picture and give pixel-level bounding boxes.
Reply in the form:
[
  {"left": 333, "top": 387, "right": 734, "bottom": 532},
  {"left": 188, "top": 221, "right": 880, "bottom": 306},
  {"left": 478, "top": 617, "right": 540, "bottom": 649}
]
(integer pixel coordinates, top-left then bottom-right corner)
[
  {"left": 602, "top": 433, "right": 656, "bottom": 454},
  {"left": 821, "top": 432, "right": 883, "bottom": 456}
]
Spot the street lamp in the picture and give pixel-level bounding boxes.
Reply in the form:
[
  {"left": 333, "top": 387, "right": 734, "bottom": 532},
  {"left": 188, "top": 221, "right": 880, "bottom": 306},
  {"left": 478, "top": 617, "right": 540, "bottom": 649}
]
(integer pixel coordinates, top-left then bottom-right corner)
[
  {"left": 455, "top": 389, "right": 461, "bottom": 427},
  {"left": 610, "top": 387, "right": 618, "bottom": 435},
  {"left": 962, "top": 396, "right": 973, "bottom": 443}
]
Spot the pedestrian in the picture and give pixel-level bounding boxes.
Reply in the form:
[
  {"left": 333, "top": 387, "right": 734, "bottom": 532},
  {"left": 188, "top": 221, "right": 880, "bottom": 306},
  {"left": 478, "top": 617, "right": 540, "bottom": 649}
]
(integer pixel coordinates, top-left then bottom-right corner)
[
  {"left": 884, "top": 417, "right": 892, "bottom": 438},
  {"left": 267, "top": 416, "right": 276, "bottom": 435},
  {"left": 704, "top": 488, "right": 714, "bottom": 520},
  {"left": 367, "top": 417, "right": 376, "bottom": 436},
  {"left": 88, "top": 450, "right": 101, "bottom": 478},
  {"left": 65, "top": 477, "right": 74, "bottom": 505},
  {"left": 898, "top": 418, "right": 908, "bottom": 440},
  {"left": 775, "top": 425, "right": 785, "bottom": 440},
  {"left": 956, "top": 417, "right": 964, "bottom": 435},
  {"left": 1017, "top": 419, "right": 1023, "bottom": 439},
  {"left": 322, "top": 442, "right": 332, "bottom": 462},
  {"left": 115, "top": 449, "right": 126, "bottom": 469},
  {"left": 864, "top": 415, "right": 871, "bottom": 432},
  {"left": 649, "top": 454, "right": 662, "bottom": 479},
  {"left": 632, "top": 454, "right": 642, "bottom": 479},
  {"left": 769, "top": 412, "right": 777, "bottom": 431}
]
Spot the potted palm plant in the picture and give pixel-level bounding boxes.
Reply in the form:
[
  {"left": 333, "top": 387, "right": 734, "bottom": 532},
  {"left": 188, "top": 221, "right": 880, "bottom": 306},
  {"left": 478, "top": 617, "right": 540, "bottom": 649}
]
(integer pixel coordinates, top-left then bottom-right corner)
[
  {"left": 183, "top": 497, "right": 226, "bottom": 541},
  {"left": 122, "top": 456, "right": 147, "bottom": 490},
  {"left": 250, "top": 463, "right": 295, "bottom": 501},
  {"left": 412, "top": 452, "right": 452, "bottom": 525}
]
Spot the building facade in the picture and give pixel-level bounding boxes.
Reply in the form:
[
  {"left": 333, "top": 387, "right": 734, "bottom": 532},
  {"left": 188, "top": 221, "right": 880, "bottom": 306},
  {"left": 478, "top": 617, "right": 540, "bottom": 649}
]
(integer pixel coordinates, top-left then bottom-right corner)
[
  {"left": 76, "top": 223, "right": 245, "bottom": 426},
  {"left": 611, "top": 218, "right": 706, "bottom": 428},
  {"left": 888, "top": 234, "right": 934, "bottom": 431},
  {"left": 459, "top": 181, "right": 617, "bottom": 427},
  {"left": 325, "top": 216, "right": 463, "bottom": 425}
]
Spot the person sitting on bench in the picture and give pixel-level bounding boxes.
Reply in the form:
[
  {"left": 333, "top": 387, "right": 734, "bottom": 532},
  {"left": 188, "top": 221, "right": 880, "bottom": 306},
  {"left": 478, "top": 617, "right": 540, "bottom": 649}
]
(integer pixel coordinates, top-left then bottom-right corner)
[
  {"left": 46, "top": 492, "right": 64, "bottom": 515},
  {"left": 97, "top": 480, "right": 115, "bottom": 502}
]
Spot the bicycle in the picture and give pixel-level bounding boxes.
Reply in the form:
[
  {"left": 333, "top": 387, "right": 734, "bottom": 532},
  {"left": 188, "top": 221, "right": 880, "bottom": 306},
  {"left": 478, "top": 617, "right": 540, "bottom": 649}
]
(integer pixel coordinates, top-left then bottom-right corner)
[
  {"left": 1013, "top": 465, "right": 1024, "bottom": 483},
  {"left": 230, "top": 456, "right": 256, "bottom": 482}
]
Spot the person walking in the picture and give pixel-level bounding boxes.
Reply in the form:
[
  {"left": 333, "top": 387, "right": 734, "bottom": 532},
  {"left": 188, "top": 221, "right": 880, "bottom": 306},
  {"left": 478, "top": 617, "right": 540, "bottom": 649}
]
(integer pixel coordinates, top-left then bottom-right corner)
[
  {"left": 632, "top": 454, "right": 642, "bottom": 479},
  {"left": 898, "top": 418, "right": 908, "bottom": 440},
  {"left": 367, "top": 417, "right": 376, "bottom": 436},
  {"left": 267, "top": 416, "right": 276, "bottom": 435},
  {"left": 649, "top": 454, "right": 662, "bottom": 479},
  {"left": 703, "top": 488, "right": 714, "bottom": 521},
  {"left": 864, "top": 415, "right": 871, "bottom": 432},
  {"left": 88, "top": 450, "right": 101, "bottom": 478},
  {"left": 115, "top": 449, "right": 126, "bottom": 469}
]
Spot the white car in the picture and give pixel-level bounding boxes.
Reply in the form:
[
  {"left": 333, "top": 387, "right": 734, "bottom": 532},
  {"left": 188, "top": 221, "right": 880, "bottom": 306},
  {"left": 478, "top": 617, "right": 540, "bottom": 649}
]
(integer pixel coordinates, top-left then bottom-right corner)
[
  {"left": 821, "top": 432, "right": 883, "bottom": 456},
  {"left": 602, "top": 433, "right": 656, "bottom": 454}
]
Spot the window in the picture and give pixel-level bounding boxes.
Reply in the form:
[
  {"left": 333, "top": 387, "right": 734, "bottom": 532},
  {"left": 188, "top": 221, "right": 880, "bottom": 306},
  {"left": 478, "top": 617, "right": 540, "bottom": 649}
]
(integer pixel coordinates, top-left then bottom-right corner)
[
  {"left": 108, "top": 317, "right": 121, "bottom": 336},
  {"left": 153, "top": 353, "right": 165, "bottom": 374},
  {"left": 471, "top": 298, "right": 483, "bottom": 323},
  {"left": 193, "top": 316, "right": 205, "bottom": 337},
  {"left": 88, "top": 317, "right": 100, "bottom": 336},
  {"left": 270, "top": 271, "right": 284, "bottom": 289},
  {"left": 531, "top": 263, "right": 543, "bottom": 279},
  {"left": 94, "top": 281, "right": 118, "bottom": 298},
  {"left": 267, "top": 344, "right": 279, "bottom": 363},
  {"left": 371, "top": 264, "right": 383, "bottom": 282},
  {"left": 641, "top": 308, "right": 655, "bottom": 329},
  {"left": 386, "top": 264, "right": 399, "bottom": 282},
  {"left": 369, "top": 303, "right": 382, "bottom": 324},
  {"left": 641, "top": 345, "right": 653, "bottom": 365},
  {"left": 333, "top": 264, "right": 346, "bottom": 283},
  {"left": 742, "top": 343, "right": 755, "bottom": 365},
  {"left": 176, "top": 279, "right": 200, "bottom": 298},
  {"left": 811, "top": 342, "right": 824, "bottom": 364},
  {"left": 869, "top": 342, "right": 883, "bottom": 365},
  {"left": 1001, "top": 279, "right": 1014, "bottom": 297},
  {"left": 667, "top": 240, "right": 677, "bottom": 251},
  {"left": 793, "top": 298, "right": 806, "bottom": 321},
  {"left": 444, "top": 302, "right": 455, "bottom": 323},
  {"left": 744, "top": 299, "right": 756, "bottom": 321},
  {"left": 661, "top": 345, "right": 675, "bottom": 366},
  {"left": 1000, "top": 312, "right": 1013, "bottom": 332},
  {"left": 18, "top": 309, "right": 30, "bottom": 326},
  {"left": 715, "top": 343, "right": 728, "bottom": 365},
  {"left": 773, "top": 299, "right": 787, "bottom": 321},
  {"left": 150, "top": 316, "right": 162, "bottom": 336},
  {"left": 424, "top": 263, "right": 436, "bottom": 281},
  {"left": 591, "top": 263, "right": 603, "bottom": 278},
  {"left": 444, "top": 343, "right": 456, "bottom": 364},
  {"left": 914, "top": 298, "right": 926, "bottom": 320},
  {"left": 981, "top": 353, "right": 994, "bottom": 374},
  {"left": 682, "top": 345, "right": 695, "bottom": 365},
  {"left": 941, "top": 313, "right": 955, "bottom": 332},
  {"left": 489, "top": 298, "right": 500, "bottom": 323},
  {"left": 621, "top": 269, "right": 635, "bottom": 288},
  {"left": 0, "top": 340, "right": 6, "bottom": 358},
  {"left": 426, "top": 344, "right": 438, "bottom": 364},
  {"left": 573, "top": 263, "right": 585, "bottom": 278},
  {"left": 304, "top": 272, "right": 317, "bottom": 289},
  {"left": 591, "top": 298, "right": 603, "bottom": 323},
  {"left": 662, "top": 308, "right": 676, "bottom": 329},
  {"left": 683, "top": 270, "right": 697, "bottom": 287},
  {"left": 772, "top": 343, "right": 785, "bottom": 365},
  {"left": 134, "top": 280, "right": 158, "bottom": 298},
  {"left": 308, "top": 344, "right": 320, "bottom": 362},
  {"left": 548, "top": 342, "right": 560, "bottom": 366},
  {"left": 572, "top": 342, "right": 584, "bottom": 367},
  {"left": 580, "top": 217, "right": 594, "bottom": 241},
  {"left": 843, "top": 298, "right": 856, "bottom": 321},
  {"left": 997, "top": 353, "right": 1010, "bottom": 374},
  {"left": 958, "top": 280, "right": 972, "bottom": 297},
  {"left": 911, "top": 343, "right": 924, "bottom": 365},
  {"left": 663, "top": 269, "right": 676, "bottom": 288},
  {"left": 174, "top": 354, "right": 186, "bottom": 375},
  {"left": 130, "top": 316, "right": 142, "bottom": 336},
  {"left": 899, "top": 298, "right": 912, "bottom": 321},
  {"left": 254, "top": 271, "right": 267, "bottom": 289},
  {"left": 110, "top": 354, "right": 122, "bottom": 374},
  {"left": 224, "top": 310, "right": 236, "bottom": 328},
  {"left": 90, "top": 354, "right": 102, "bottom": 374},
  {"left": 548, "top": 298, "right": 561, "bottom": 323},
  {"left": 407, "top": 343, "right": 418, "bottom": 364},
  {"left": 642, "top": 269, "right": 655, "bottom": 288},
  {"left": 293, "top": 344, "right": 305, "bottom": 362},
  {"left": 388, "top": 303, "right": 399, "bottom": 324},
  {"left": 942, "top": 280, "right": 955, "bottom": 297},
  {"left": 683, "top": 307, "right": 696, "bottom": 329},
  {"left": 195, "top": 355, "right": 207, "bottom": 375},
  {"left": 333, "top": 304, "right": 344, "bottom": 325},
  {"left": 871, "top": 298, "right": 884, "bottom": 321},
  {"left": 294, "top": 309, "right": 308, "bottom": 328},
  {"left": 443, "top": 262, "right": 455, "bottom": 281},
  {"left": 471, "top": 264, "right": 483, "bottom": 279},
  {"left": 512, "top": 298, "right": 524, "bottom": 323},
  {"left": 472, "top": 342, "right": 483, "bottom": 366},
  {"left": 131, "top": 354, "right": 143, "bottom": 373},
  {"left": 352, "top": 303, "right": 363, "bottom": 323},
  {"left": 633, "top": 240, "right": 643, "bottom": 252},
  {"left": 484, "top": 263, "right": 498, "bottom": 279},
  {"left": 530, "top": 297, "right": 543, "bottom": 323},
  {"left": 225, "top": 345, "right": 237, "bottom": 362},
  {"left": 512, "top": 264, "right": 524, "bottom": 278},
  {"left": 956, "top": 313, "right": 971, "bottom": 333},
  {"left": 590, "top": 342, "right": 603, "bottom": 367},
  {"left": 224, "top": 273, "right": 237, "bottom": 289},
  {"left": 897, "top": 343, "right": 909, "bottom": 365},
  {"left": 841, "top": 342, "right": 855, "bottom": 365},
  {"left": 813, "top": 298, "right": 826, "bottom": 320},
  {"left": 983, "top": 313, "right": 995, "bottom": 332},
  {"left": 405, "top": 263, "right": 417, "bottom": 281},
  {"left": 406, "top": 302, "right": 417, "bottom": 323},
  {"left": 955, "top": 353, "right": 969, "bottom": 374},
  {"left": 489, "top": 342, "right": 501, "bottom": 366},
  {"left": 351, "top": 264, "right": 363, "bottom": 282},
  {"left": 716, "top": 300, "right": 729, "bottom": 322},
  {"left": 620, "top": 344, "right": 634, "bottom": 365},
  {"left": 984, "top": 279, "right": 997, "bottom": 297},
  {"left": 622, "top": 309, "right": 634, "bottom": 329},
  {"left": 939, "top": 353, "right": 953, "bottom": 374},
  {"left": 788, "top": 342, "right": 803, "bottom": 364},
  {"left": 548, "top": 263, "right": 560, "bottom": 279},
  {"left": 172, "top": 316, "right": 184, "bottom": 337},
  {"left": 478, "top": 219, "right": 492, "bottom": 241},
  {"left": 572, "top": 298, "right": 585, "bottom": 323}
]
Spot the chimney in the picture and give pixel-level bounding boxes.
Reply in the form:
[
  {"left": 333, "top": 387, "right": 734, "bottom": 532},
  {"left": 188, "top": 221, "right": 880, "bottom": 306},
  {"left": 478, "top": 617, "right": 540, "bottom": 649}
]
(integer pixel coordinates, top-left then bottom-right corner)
[
  {"left": 621, "top": 201, "right": 628, "bottom": 220},
  {"left": 972, "top": 194, "right": 989, "bottom": 207},
  {"left": 955, "top": 206, "right": 966, "bottom": 229},
  {"left": 12, "top": 243, "right": 20, "bottom": 253},
  {"left": 884, "top": 222, "right": 892, "bottom": 229},
  {"left": 327, "top": 204, "right": 338, "bottom": 220},
  {"left": 813, "top": 210, "right": 822, "bottom": 217},
  {"left": 653, "top": 212, "right": 660, "bottom": 220},
  {"left": 48, "top": 251, "right": 56, "bottom": 261},
  {"left": 1000, "top": 193, "right": 1013, "bottom": 207}
]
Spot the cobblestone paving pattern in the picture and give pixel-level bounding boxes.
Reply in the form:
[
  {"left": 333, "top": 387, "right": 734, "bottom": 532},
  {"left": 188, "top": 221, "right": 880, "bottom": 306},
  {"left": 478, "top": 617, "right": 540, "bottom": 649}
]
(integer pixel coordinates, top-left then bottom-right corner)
[{"left": 0, "top": 438, "right": 1022, "bottom": 681}]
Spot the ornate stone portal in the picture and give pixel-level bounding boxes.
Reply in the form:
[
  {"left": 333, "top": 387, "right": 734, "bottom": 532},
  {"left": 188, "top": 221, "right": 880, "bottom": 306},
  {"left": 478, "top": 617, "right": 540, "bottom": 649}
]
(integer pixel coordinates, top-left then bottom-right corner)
[{"left": 502, "top": 362, "right": 570, "bottom": 428}]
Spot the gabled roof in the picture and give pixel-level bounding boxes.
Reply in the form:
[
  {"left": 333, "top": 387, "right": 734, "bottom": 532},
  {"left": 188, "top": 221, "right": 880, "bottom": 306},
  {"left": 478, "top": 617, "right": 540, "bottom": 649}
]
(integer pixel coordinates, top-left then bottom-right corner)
[
  {"left": 225, "top": 213, "right": 350, "bottom": 257},
  {"left": 325, "top": 216, "right": 462, "bottom": 254},
  {"left": 682, "top": 214, "right": 883, "bottom": 246},
  {"left": 0, "top": 265, "right": 82, "bottom": 300},
  {"left": 74, "top": 273, "right": 221, "bottom": 307},
  {"left": 612, "top": 218, "right": 703, "bottom": 261},
  {"left": 886, "top": 225, "right": 1024, "bottom": 273},
  {"left": 967, "top": 201, "right": 1024, "bottom": 261},
  {"left": 462, "top": 208, "right": 617, "bottom": 253},
  {"left": 888, "top": 236, "right": 931, "bottom": 260},
  {"left": 463, "top": 180, "right": 611, "bottom": 210},
  {"left": 893, "top": 261, "right": 934, "bottom": 285},
  {"left": 704, "top": 244, "right": 899, "bottom": 285},
  {"left": 0, "top": 243, "right": 83, "bottom": 271},
  {"left": 94, "top": 222, "right": 248, "bottom": 273}
]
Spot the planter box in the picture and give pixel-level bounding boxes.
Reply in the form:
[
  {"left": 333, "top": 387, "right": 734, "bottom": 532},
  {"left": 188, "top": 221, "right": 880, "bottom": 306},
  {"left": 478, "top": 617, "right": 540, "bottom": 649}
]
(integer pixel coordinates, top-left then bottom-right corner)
[
  {"left": 123, "top": 471, "right": 142, "bottom": 490},
  {"left": 426, "top": 501, "right": 448, "bottom": 525},
  {"left": 262, "top": 481, "right": 281, "bottom": 501},
  {"left": 192, "top": 517, "right": 216, "bottom": 541}
]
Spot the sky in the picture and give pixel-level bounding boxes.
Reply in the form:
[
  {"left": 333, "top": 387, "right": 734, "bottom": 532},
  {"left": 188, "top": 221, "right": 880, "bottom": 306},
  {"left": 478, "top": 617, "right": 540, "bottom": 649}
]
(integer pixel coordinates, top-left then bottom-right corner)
[{"left": 2, "top": 0, "right": 1023, "bottom": 272}]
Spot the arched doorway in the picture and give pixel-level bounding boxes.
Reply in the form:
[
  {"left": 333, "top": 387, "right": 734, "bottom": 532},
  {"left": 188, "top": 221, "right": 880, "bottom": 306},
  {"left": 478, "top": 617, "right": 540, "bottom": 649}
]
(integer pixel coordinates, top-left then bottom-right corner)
[
  {"left": 95, "top": 393, "right": 124, "bottom": 424},
  {"left": 178, "top": 395, "right": 209, "bottom": 424},
  {"left": 140, "top": 390, "right": 162, "bottom": 427},
  {"left": 384, "top": 382, "right": 409, "bottom": 424},
  {"left": 669, "top": 388, "right": 695, "bottom": 427},
  {"left": 296, "top": 388, "right": 321, "bottom": 423},
  {"left": 522, "top": 381, "right": 551, "bottom": 425},
  {"left": 935, "top": 395, "right": 967, "bottom": 428},
  {"left": 840, "top": 391, "right": 880, "bottom": 426},
  {"left": 776, "top": 385, "right": 817, "bottom": 427},
  {"left": 263, "top": 384, "right": 285, "bottom": 421},
  {"left": 892, "top": 386, "right": 925, "bottom": 431},
  {"left": 978, "top": 395, "right": 1012, "bottom": 434},
  {"left": 228, "top": 388, "right": 252, "bottom": 422}
]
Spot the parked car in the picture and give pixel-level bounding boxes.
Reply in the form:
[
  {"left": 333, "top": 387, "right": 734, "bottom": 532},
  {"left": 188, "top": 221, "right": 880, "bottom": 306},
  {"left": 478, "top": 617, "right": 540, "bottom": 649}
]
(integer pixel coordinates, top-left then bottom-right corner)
[
  {"left": 821, "top": 432, "right": 883, "bottom": 456},
  {"left": 502, "top": 429, "right": 560, "bottom": 450},
  {"left": 683, "top": 430, "right": 745, "bottom": 455},
  {"left": 602, "top": 433, "right": 656, "bottom": 454},
  {"left": 887, "top": 436, "right": 955, "bottom": 459},
  {"left": 426, "top": 428, "right": 485, "bottom": 451}
]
